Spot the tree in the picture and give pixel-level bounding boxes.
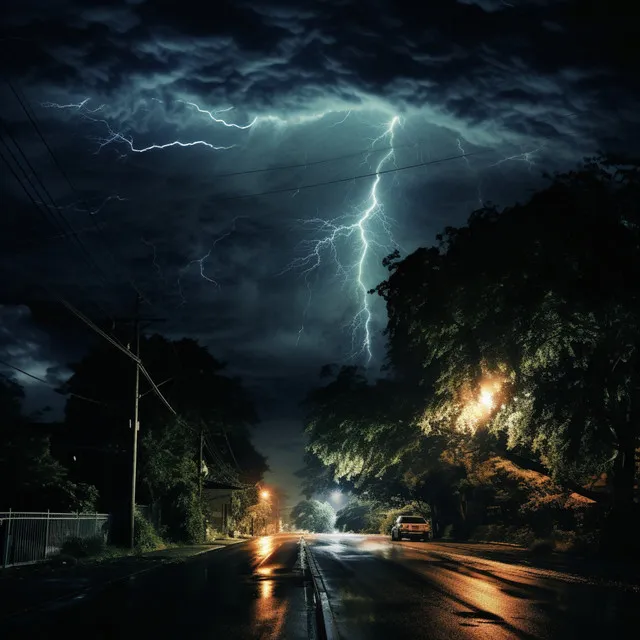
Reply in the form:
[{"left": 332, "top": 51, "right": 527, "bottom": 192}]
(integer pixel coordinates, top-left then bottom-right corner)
[
  {"left": 335, "top": 498, "right": 384, "bottom": 533},
  {"left": 295, "top": 451, "right": 345, "bottom": 499},
  {"left": 243, "top": 500, "right": 273, "bottom": 535},
  {"left": 0, "top": 374, "right": 97, "bottom": 511},
  {"left": 57, "top": 335, "right": 267, "bottom": 525},
  {"left": 231, "top": 486, "right": 260, "bottom": 534},
  {"left": 304, "top": 365, "right": 422, "bottom": 491},
  {"left": 375, "top": 156, "right": 640, "bottom": 555},
  {"left": 291, "top": 499, "right": 336, "bottom": 533}
]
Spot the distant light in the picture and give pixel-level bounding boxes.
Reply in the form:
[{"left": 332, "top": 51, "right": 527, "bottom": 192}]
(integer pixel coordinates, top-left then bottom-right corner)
[
  {"left": 73, "top": 455, "right": 77, "bottom": 461},
  {"left": 479, "top": 389, "right": 494, "bottom": 409},
  {"left": 260, "top": 490, "right": 270, "bottom": 500}
]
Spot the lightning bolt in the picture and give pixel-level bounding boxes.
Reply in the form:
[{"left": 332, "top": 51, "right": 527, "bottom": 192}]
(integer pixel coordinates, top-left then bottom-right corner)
[
  {"left": 284, "top": 115, "right": 400, "bottom": 362},
  {"left": 41, "top": 98, "right": 105, "bottom": 113},
  {"left": 43, "top": 97, "right": 400, "bottom": 361},
  {"left": 489, "top": 145, "right": 545, "bottom": 172},
  {"left": 93, "top": 121, "right": 236, "bottom": 154},
  {"left": 176, "top": 217, "right": 245, "bottom": 306},
  {"left": 141, "top": 237, "right": 164, "bottom": 281},
  {"left": 178, "top": 100, "right": 257, "bottom": 129},
  {"left": 36, "top": 194, "right": 127, "bottom": 216}
]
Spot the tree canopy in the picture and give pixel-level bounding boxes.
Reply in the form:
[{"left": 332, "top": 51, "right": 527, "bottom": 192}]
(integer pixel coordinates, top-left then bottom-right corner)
[
  {"left": 291, "top": 499, "right": 336, "bottom": 533},
  {"left": 56, "top": 334, "right": 266, "bottom": 512},
  {"left": 0, "top": 374, "right": 97, "bottom": 511},
  {"left": 302, "top": 157, "right": 640, "bottom": 555}
]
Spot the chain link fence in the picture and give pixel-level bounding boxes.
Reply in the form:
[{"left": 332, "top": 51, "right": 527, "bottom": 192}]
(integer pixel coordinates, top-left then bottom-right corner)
[{"left": 0, "top": 510, "right": 110, "bottom": 568}]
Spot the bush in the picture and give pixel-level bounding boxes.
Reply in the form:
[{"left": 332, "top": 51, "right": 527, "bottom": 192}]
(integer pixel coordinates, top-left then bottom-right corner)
[
  {"left": 134, "top": 510, "right": 163, "bottom": 552},
  {"left": 442, "top": 524, "right": 454, "bottom": 540},
  {"left": 60, "top": 535, "right": 106, "bottom": 558},
  {"left": 470, "top": 524, "right": 535, "bottom": 547},
  {"left": 178, "top": 492, "right": 205, "bottom": 543}
]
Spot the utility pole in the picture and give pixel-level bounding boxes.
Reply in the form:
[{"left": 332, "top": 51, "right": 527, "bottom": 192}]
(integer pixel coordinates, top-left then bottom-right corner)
[
  {"left": 199, "top": 428, "right": 204, "bottom": 502},
  {"left": 114, "top": 295, "right": 165, "bottom": 549},
  {"left": 130, "top": 297, "right": 140, "bottom": 550}
]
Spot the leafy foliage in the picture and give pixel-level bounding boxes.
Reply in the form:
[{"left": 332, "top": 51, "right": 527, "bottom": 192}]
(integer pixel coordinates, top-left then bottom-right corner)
[
  {"left": 302, "top": 157, "right": 640, "bottom": 554},
  {"left": 134, "top": 509, "right": 164, "bottom": 552},
  {"left": 241, "top": 500, "right": 274, "bottom": 535},
  {"left": 61, "top": 534, "right": 106, "bottom": 558},
  {"left": 55, "top": 335, "right": 266, "bottom": 543},
  {"left": 57, "top": 335, "right": 265, "bottom": 513},
  {"left": 291, "top": 499, "right": 336, "bottom": 533},
  {"left": 376, "top": 157, "right": 640, "bottom": 503},
  {"left": 0, "top": 374, "right": 98, "bottom": 511},
  {"left": 335, "top": 498, "right": 385, "bottom": 533}
]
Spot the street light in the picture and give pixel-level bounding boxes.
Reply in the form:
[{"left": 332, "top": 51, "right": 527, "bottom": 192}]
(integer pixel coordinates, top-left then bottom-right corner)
[{"left": 260, "top": 490, "right": 270, "bottom": 500}]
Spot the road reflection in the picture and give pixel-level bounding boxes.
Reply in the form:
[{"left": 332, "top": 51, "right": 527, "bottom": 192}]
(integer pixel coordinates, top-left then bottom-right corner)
[
  {"left": 250, "top": 535, "right": 289, "bottom": 639},
  {"left": 257, "top": 535, "right": 275, "bottom": 562}
]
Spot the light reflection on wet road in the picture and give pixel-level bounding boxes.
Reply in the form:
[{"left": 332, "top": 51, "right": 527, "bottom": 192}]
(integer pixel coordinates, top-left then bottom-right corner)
[
  {"left": 4, "top": 533, "right": 640, "bottom": 639},
  {"left": 307, "top": 534, "right": 640, "bottom": 640},
  {"left": 2, "top": 534, "right": 310, "bottom": 639}
]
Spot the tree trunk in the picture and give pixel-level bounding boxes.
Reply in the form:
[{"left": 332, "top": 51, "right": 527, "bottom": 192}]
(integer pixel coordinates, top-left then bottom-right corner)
[{"left": 600, "top": 432, "right": 639, "bottom": 558}]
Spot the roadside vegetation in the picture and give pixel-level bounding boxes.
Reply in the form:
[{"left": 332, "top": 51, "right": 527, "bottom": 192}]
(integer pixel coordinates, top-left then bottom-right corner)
[
  {"left": 0, "top": 336, "right": 269, "bottom": 557},
  {"left": 298, "top": 156, "right": 640, "bottom": 559}
]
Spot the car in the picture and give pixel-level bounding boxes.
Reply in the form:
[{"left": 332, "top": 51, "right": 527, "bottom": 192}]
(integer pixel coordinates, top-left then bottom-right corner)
[{"left": 391, "top": 515, "right": 432, "bottom": 542}]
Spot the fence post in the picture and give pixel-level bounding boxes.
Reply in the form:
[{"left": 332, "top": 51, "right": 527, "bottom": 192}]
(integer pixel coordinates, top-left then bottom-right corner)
[
  {"left": 2, "top": 508, "right": 12, "bottom": 568},
  {"left": 44, "top": 510, "right": 51, "bottom": 559},
  {"left": 95, "top": 512, "right": 98, "bottom": 535},
  {"left": 76, "top": 512, "right": 80, "bottom": 537}
]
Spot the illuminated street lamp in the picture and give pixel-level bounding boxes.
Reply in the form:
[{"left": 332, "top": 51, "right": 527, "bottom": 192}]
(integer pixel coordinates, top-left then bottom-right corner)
[{"left": 260, "top": 490, "right": 270, "bottom": 500}]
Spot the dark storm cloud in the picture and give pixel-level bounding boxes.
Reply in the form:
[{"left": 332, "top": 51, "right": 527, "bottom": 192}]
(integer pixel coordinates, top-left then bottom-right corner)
[
  {"left": 1, "top": 0, "right": 638, "bottom": 503},
  {"left": 0, "top": 305, "right": 71, "bottom": 416},
  {"left": 2, "top": 0, "right": 638, "bottom": 153}
]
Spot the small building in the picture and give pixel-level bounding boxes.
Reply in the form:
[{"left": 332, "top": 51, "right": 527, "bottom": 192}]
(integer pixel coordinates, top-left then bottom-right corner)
[{"left": 202, "top": 480, "right": 242, "bottom": 538}]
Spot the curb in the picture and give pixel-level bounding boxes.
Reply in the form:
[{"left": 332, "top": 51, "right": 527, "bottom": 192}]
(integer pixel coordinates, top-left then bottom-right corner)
[
  {"left": 302, "top": 537, "right": 339, "bottom": 640},
  {"left": 2, "top": 543, "right": 234, "bottom": 621}
]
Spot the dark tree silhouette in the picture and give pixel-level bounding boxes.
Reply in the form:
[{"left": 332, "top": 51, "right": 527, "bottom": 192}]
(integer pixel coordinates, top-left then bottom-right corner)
[
  {"left": 375, "top": 156, "right": 640, "bottom": 556},
  {"left": 56, "top": 335, "right": 267, "bottom": 515}
]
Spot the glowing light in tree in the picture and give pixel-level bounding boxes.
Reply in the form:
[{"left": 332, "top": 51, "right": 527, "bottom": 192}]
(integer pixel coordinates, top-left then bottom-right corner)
[{"left": 457, "top": 375, "right": 506, "bottom": 433}]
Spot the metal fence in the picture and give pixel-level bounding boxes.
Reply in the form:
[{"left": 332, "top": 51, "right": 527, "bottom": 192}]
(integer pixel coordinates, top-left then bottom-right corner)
[{"left": 0, "top": 510, "right": 110, "bottom": 568}]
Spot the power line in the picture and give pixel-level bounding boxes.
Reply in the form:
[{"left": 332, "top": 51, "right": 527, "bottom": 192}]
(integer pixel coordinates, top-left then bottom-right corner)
[
  {"left": 0, "top": 356, "right": 106, "bottom": 406},
  {"left": 56, "top": 294, "right": 250, "bottom": 485},
  {"left": 7, "top": 81, "right": 154, "bottom": 308},
  {"left": 210, "top": 151, "right": 481, "bottom": 203},
  {"left": 56, "top": 294, "right": 135, "bottom": 361},
  {"left": 224, "top": 431, "right": 241, "bottom": 470},
  {"left": 210, "top": 139, "right": 432, "bottom": 179},
  {"left": 0, "top": 121, "right": 113, "bottom": 291}
]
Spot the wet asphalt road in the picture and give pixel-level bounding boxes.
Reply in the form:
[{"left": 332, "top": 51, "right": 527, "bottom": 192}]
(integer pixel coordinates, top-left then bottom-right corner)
[
  {"left": 307, "top": 534, "right": 640, "bottom": 640},
  {"left": 3, "top": 533, "right": 640, "bottom": 639},
  {"left": 2, "top": 534, "right": 312, "bottom": 639}
]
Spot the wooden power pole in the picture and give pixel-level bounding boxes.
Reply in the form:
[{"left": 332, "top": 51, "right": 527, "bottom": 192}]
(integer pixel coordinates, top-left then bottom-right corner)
[{"left": 115, "top": 295, "right": 165, "bottom": 549}]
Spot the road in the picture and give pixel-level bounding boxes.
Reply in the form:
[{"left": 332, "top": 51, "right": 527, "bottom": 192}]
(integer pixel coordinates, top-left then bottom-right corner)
[
  {"left": 2, "top": 533, "right": 640, "bottom": 639},
  {"left": 2, "top": 534, "right": 312, "bottom": 639},
  {"left": 307, "top": 534, "right": 640, "bottom": 640}
]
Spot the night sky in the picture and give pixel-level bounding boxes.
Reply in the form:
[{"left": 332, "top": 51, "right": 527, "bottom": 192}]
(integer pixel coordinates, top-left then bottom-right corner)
[{"left": 1, "top": 0, "right": 638, "bottom": 506}]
